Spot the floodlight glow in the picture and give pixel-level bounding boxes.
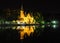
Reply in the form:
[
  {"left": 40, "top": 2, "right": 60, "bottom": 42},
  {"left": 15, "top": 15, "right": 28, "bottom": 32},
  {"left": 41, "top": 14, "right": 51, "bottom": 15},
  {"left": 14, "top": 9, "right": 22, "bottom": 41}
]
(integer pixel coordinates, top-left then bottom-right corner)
[
  {"left": 41, "top": 25, "right": 45, "bottom": 28},
  {"left": 12, "top": 27, "right": 16, "bottom": 29},
  {"left": 51, "top": 20, "right": 58, "bottom": 24},
  {"left": 12, "top": 20, "right": 16, "bottom": 23},
  {"left": 52, "top": 25, "right": 57, "bottom": 28},
  {"left": 5, "top": 21, "right": 10, "bottom": 24},
  {"left": 17, "top": 21, "right": 20, "bottom": 24},
  {"left": 41, "top": 21, "right": 45, "bottom": 24},
  {"left": 52, "top": 21, "right": 56, "bottom": 23}
]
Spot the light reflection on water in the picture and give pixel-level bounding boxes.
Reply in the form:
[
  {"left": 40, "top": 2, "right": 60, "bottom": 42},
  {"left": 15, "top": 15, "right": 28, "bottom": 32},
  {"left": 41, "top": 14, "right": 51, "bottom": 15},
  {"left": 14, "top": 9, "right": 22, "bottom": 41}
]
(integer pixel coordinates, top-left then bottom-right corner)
[
  {"left": 0, "top": 25, "right": 39, "bottom": 40},
  {"left": 16, "top": 26, "right": 35, "bottom": 39}
]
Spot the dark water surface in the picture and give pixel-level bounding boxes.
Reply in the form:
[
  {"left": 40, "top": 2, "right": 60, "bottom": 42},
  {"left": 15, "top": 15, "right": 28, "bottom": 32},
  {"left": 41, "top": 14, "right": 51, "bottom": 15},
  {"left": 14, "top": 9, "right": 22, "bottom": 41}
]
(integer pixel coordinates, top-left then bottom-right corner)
[{"left": 0, "top": 26, "right": 60, "bottom": 43}]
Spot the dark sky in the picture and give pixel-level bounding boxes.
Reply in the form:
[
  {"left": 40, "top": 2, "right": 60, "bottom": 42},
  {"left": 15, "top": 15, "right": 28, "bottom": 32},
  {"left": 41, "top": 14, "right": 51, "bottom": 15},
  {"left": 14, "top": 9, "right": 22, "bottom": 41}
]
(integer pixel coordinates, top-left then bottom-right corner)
[{"left": 0, "top": 0, "right": 60, "bottom": 14}]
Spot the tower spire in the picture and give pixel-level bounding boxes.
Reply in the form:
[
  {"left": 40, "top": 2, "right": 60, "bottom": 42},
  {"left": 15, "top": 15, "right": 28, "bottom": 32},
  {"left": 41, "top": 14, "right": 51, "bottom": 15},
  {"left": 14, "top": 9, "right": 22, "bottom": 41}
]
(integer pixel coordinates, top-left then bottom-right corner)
[
  {"left": 21, "top": 4, "right": 23, "bottom": 10},
  {"left": 19, "top": 4, "right": 25, "bottom": 18}
]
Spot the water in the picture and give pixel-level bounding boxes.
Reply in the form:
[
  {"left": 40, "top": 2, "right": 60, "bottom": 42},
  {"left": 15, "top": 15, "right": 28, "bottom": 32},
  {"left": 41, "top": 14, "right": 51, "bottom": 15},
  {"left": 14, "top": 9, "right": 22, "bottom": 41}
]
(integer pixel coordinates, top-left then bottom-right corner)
[
  {"left": 0, "top": 26, "right": 59, "bottom": 43},
  {"left": 0, "top": 25, "right": 43, "bottom": 42}
]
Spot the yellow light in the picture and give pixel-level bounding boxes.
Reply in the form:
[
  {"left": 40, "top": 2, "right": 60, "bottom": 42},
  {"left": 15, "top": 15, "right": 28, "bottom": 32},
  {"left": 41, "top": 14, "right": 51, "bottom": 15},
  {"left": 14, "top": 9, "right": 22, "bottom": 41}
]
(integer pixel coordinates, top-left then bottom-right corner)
[
  {"left": 41, "top": 25, "right": 45, "bottom": 28},
  {"left": 12, "top": 27, "right": 16, "bottom": 30},
  {"left": 17, "top": 21, "right": 20, "bottom": 24},
  {"left": 22, "top": 26, "right": 25, "bottom": 29},
  {"left": 12, "top": 20, "right": 15, "bottom": 23},
  {"left": 41, "top": 21, "right": 45, "bottom": 24},
  {"left": 17, "top": 26, "right": 20, "bottom": 29},
  {"left": 16, "top": 6, "right": 36, "bottom": 39}
]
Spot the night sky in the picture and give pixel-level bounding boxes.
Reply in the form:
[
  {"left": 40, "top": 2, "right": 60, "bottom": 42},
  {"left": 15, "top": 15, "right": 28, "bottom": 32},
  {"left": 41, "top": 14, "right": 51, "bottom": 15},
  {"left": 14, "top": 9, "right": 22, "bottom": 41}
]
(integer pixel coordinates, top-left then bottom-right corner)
[
  {"left": 0, "top": 0, "right": 60, "bottom": 20},
  {"left": 0, "top": 0, "right": 60, "bottom": 13}
]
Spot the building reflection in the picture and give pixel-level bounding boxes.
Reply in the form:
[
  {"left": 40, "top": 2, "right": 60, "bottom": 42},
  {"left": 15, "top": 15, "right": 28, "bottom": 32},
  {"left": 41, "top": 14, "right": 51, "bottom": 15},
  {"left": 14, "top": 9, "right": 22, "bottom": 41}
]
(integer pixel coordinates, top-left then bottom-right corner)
[{"left": 16, "top": 26, "right": 35, "bottom": 39}]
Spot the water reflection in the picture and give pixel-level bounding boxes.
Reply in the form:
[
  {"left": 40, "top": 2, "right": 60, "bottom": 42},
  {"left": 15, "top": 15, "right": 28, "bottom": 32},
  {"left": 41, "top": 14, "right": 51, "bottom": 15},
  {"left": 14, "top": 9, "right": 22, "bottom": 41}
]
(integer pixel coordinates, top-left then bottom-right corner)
[
  {"left": 16, "top": 26, "right": 35, "bottom": 39},
  {"left": 12, "top": 26, "right": 35, "bottom": 39},
  {"left": 0, "top": 24, "right": 43, "bottom": 40},
  {"left": 0, "top": 26, "right": 36, "bottom": 40}
]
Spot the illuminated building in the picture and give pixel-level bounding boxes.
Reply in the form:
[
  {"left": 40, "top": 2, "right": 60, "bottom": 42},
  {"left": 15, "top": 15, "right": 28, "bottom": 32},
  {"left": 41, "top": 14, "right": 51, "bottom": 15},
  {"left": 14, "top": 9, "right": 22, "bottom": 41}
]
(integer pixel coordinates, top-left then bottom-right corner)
[{"left": 16, "top": 5, "right": 36, "bottom": 39}]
